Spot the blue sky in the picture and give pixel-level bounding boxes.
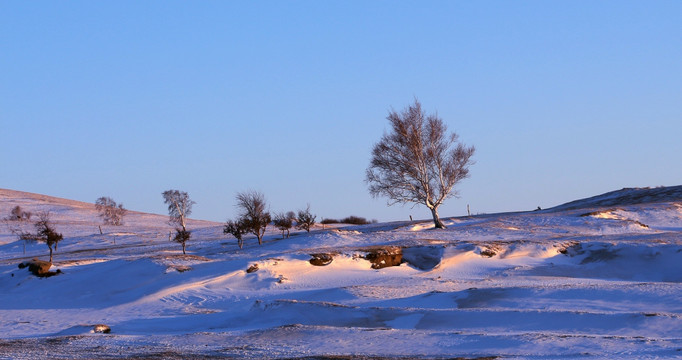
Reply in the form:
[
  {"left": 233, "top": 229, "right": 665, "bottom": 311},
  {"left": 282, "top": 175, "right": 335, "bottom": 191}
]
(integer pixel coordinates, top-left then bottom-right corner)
[{"left": 2, "top": 1, "right": 681, "bottom": 222}]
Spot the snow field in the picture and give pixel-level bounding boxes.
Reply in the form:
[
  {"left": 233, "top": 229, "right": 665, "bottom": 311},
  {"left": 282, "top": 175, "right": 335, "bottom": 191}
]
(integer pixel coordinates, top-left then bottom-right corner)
[{"left": 0, "top": 188, "right": 681, "bottom": 358}]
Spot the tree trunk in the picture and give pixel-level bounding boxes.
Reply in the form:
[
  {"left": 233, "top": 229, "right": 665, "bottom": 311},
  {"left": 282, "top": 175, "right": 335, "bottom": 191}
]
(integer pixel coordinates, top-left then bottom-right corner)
[
  {"left": 49, "top": 246, "right": 53, "bottom": 262},
  {"left": 430, "top": 207, "right": 446, "bottom": 229},
  {"left": 258, "top": 226, "right": 265, "bottom": 245},
  {"left": 182, "top": 242, "right": 186, "bottom": 255}
]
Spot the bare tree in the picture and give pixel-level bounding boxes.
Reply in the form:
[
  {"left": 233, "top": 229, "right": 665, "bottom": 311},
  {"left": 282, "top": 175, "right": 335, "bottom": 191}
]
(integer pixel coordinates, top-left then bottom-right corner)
[
  {"left": 273, "top": 212, "right": 293, "bottom": 239},
  {"left": 296, "top": 204, "right": 316, "bottom": 233},
  {"left": 162, "top": 190, "right": 195, "bottom": 254},
  {"left": 366, "top": 99, "right": 475, "bottom": 229},
  {"left": 235, "top": 191, "right": 271, "bottom": 245},
  {"left": 16, "top": 211, "right": 63, "bottom": 262},
  {"left": 95, "top": 196, "right": 127, "bottom": 226},
  {"left": 224, "top": 219, "right": 248, "bottom": 249}
]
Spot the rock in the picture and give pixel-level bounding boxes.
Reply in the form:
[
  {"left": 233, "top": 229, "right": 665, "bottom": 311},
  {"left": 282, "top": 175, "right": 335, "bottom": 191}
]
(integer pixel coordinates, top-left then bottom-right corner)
[
  {"left": 246, "top": 264, "right": 259, "bottom": 273},
  {"left": 365, "top": 246, "right": 402, "bottom": 269},
  {"left": 174, "top": 265, "right": 192, "bottom": 273},
  {"left": 18, "top": 258, "right": 55, "bottom": 277},
  {"left": 479, "top": 249, "right": 496, "bottom": 258},
  {"left": 92, "top": 324, "right": 111, "bottom": 333},
  {"left": 309, "top": 253, "right": 334, "bottom": 266}
]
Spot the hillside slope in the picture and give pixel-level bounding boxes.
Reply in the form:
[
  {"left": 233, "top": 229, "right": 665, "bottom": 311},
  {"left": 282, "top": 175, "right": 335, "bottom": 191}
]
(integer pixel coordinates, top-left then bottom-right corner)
[
  {"left": 1, "top": 186, "right": 681, "bottom": 359},
  {"left": 549, "top": 185, "right": 682, "bottom": 211}
]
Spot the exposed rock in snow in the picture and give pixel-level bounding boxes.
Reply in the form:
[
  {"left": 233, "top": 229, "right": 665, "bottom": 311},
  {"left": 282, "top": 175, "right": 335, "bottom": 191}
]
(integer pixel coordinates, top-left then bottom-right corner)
[
  {"left": 365, "top": 246, "right": 402, "bottom": 269},
  {"left": 309, "top": 253, "right": 334, "bottom": 266}
]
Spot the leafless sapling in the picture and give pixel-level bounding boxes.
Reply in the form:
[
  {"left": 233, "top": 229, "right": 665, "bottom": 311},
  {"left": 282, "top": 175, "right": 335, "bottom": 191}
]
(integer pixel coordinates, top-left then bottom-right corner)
[{"left": 366, "top": 99, "right": 475, "bottom": 229}]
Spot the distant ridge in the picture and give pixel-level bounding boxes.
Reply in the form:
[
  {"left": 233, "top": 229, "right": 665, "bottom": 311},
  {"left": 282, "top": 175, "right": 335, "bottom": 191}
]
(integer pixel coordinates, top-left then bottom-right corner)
[
  {"left": 0, "top": 188, "right": 96, "bottom": 209},
  {"left": 550, "top": 185, "right": 682, "bottom": 211}
]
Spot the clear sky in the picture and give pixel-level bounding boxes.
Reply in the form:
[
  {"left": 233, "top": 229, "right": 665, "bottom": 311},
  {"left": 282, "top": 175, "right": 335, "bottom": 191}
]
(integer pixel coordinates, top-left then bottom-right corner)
[{"left": 2, "top": 1, "right": 681, "bottom": 223}]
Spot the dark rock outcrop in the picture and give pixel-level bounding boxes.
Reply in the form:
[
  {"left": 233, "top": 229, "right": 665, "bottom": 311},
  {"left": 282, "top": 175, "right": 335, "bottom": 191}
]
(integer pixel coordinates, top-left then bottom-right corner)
[
  {"left": 18, "top": 258, "right": 60, "bottom": 277},
  {"left": 365, "top": 247, "right": 402, "bottom": 269},
  {"left": 309, "top": 253, "right": 334, "bottom": 266}
]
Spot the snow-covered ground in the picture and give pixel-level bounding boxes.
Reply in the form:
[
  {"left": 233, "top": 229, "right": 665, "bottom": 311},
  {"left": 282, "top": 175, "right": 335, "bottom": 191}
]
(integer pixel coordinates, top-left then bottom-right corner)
[{"left": 1, "top": 187, "right": 681, "bottom": 359}]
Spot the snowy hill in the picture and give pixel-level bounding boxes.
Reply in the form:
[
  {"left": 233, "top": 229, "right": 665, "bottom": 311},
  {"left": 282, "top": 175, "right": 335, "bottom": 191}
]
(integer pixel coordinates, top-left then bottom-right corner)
[
  {"left": 550, "top": 185, "right": 682, "bottom": 211},
  {"left": 1, "top": 187, "right": 681, "bottom": 359}
]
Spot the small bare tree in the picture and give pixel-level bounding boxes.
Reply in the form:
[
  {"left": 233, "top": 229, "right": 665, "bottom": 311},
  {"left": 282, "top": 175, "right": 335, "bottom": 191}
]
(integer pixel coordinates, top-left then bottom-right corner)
[
  {"left": 16, "top": 211, "right": 63, "bottom": 262},
  {"left": 95, "top": 196, "right": 127, "bottom": 226},
  {"left": 224, "top": 219, "right": 248, "bottom": 249},
  {"left": 296, "top": 204, "right": 316, "bottom": 233},
  {"left": 162, "top": 190, "right": 195, "bottom": 254},
  {"left": 273, "top": 212, "right": 293, "bottom": 239},
  {"left": 173, "top": 228, "right": 191, "bottom": 254},
  {"left": 235, "top": 191, "right": 271, "bottom": 245},
  {"left": 366, "top": 99, "right": 475, "bottom": 229}
]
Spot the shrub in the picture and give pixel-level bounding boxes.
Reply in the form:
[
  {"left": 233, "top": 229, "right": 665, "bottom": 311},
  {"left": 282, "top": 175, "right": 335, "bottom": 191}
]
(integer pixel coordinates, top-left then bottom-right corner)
[
  {"left": 321, "top": 216, "right": 374, "bottom": 225},
  {"left": 7, "top": 205, "right": 31, "bottom": 221},
  {"left": 173, "top": 228, "right": 191, "bottom": 255},
  {"left": 339, "top": 216, "right": 371, "bottom": 225}
]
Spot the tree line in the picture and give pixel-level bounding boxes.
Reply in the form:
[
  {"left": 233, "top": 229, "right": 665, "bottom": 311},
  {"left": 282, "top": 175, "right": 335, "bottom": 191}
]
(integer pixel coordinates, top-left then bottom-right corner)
[
  {"left": 9, "top": 98, "right": 475, "bottom": 260},
  {"left": 163, "top": 189, "right": 317, "bottom": 253}
]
